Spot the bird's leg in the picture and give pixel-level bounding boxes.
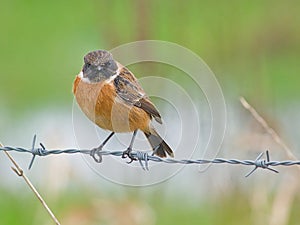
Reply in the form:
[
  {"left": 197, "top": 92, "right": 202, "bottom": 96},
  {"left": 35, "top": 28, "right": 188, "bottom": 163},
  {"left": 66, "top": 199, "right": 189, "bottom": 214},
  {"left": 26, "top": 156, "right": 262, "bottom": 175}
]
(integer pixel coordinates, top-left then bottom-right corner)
[
  {"left": 90, "top": 132, "right": 115, "bottom": 163},
  {"left": 122, "top": 130, "right": 138, "bottom": 163}
]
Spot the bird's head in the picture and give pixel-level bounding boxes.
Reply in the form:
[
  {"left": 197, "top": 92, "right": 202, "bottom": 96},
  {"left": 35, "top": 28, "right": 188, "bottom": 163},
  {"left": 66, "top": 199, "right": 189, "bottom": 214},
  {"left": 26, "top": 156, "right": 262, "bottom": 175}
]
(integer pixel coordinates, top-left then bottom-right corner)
[{"left": 81, "top": 50, "right": 118, "bottom": 83}]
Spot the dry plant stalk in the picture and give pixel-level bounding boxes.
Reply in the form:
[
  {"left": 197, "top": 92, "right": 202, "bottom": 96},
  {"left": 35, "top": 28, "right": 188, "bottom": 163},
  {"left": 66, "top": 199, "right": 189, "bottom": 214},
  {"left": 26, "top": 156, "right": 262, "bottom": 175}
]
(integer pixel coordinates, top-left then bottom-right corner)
[
  {"left": 240, "top": 97, "right": 300, "bottom": 169},
  {"left": 0, "top": 142, "right": 61, "bottom": 225},
  {"left": 240, "top": 96, "right": 299, "bottom": 225}
]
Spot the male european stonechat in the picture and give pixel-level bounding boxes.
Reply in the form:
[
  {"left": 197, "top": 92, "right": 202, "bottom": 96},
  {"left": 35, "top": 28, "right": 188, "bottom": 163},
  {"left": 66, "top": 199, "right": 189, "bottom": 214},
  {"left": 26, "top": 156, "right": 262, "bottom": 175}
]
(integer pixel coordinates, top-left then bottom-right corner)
[{"left": 73, "top": 50, "right": 174, "bottom": 162}]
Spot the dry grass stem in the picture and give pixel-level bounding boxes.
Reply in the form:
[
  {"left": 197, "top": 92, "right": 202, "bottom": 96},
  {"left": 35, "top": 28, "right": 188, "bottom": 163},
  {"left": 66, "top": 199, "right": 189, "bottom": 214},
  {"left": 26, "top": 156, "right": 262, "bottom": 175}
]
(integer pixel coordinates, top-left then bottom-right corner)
[
  {"left": 0, "top": 142, "right": 61, "bottom": 225},
  {"left": 239, "top": 97, "right": 300, "bottom": 169}
]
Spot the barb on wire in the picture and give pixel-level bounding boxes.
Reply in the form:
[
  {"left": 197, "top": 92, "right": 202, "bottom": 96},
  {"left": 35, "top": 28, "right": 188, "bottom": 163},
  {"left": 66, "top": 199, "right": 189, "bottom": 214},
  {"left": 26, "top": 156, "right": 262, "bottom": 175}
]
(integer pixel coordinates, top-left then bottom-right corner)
[
  {"left": 245, "top": 150, "right": 279, "bottom": 177},
  {"left": 1, "top": 135, "right": 300, "bottom": 177},
  {"left": 240, "top": 96, "right": 300, "bottom": 173},
  {"left": 0, "top": 140, "right": 61, "bottom": 225}
]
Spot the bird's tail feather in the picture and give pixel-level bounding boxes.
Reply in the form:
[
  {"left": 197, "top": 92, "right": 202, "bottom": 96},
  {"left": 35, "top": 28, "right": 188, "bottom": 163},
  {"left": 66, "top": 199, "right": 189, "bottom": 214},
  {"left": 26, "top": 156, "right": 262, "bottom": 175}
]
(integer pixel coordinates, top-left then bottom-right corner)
[{"left": 144, "top": 129, "right": 174, "bottom": 158}]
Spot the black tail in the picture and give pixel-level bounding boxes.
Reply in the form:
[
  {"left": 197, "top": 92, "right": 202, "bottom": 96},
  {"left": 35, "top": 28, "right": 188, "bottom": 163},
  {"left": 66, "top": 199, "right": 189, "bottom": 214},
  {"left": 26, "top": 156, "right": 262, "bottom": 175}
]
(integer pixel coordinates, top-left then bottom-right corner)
[{"left": 144, "top": 129, "right": 174, "bottom": 158}]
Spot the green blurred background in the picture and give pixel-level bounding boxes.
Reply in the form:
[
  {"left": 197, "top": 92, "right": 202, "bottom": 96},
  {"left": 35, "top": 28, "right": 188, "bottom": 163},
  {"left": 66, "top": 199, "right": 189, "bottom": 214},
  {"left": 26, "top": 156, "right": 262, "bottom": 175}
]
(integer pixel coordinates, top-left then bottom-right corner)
[{"left": 1, "top": 0, "right": 300, "bottom": 224}]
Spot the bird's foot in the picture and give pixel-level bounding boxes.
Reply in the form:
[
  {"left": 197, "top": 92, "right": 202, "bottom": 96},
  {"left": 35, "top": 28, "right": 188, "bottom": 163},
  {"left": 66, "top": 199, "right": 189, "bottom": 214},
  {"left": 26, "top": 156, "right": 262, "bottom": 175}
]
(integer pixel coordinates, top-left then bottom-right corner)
[
  {"left": 122, "top": 148, "right": 136, "bottom": 163},
  {"left": 90, "top": 145, "right": 103, "bottom": 163}
]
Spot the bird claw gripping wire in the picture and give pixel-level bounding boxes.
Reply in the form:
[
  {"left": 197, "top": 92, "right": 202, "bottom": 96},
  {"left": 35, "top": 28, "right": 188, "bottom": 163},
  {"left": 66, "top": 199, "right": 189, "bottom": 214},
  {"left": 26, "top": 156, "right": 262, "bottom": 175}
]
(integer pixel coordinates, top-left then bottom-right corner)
[
  {"left": 90, "top": 147, "right": 103, "bottom": 163},
  {"left": 121, "top": 148, "right": 137, "bottom": 164},
  {"left": 245, "top": 150, "right": 279, "bottom": 177}
]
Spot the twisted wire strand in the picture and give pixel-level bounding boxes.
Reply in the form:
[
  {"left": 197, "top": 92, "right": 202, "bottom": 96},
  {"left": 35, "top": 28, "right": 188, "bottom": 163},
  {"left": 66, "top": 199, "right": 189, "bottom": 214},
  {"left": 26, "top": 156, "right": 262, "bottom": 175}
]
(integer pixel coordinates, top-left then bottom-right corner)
[{"left": 1, "top": 135, "right": 300, "bottom": 177}]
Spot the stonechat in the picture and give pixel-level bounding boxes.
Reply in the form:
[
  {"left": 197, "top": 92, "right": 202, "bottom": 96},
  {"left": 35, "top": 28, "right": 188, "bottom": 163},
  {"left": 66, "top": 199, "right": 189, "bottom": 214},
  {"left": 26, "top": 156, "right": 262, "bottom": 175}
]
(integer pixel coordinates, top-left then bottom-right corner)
[{"left": 73, "top": 50, "right": 174, "bottom": 162}]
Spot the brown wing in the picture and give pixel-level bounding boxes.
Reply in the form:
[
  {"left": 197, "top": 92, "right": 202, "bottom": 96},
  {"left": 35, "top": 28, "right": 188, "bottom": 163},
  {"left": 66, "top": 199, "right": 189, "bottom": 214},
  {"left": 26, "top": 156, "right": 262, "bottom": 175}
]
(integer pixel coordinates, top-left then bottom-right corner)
[{"left": 114, "top": 67, "right": 162, "bottom": 124}]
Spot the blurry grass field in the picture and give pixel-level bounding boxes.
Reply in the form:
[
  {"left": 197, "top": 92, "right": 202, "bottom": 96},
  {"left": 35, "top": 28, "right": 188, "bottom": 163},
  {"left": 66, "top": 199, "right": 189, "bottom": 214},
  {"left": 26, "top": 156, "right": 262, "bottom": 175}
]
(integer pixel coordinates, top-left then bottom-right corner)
[
  {"left": 0, "top": 0, "right": 299, "bottom": 113},
  {"left": 0, "top": 0, "right": 300, "bottom": 224},
  {"left": 1, "top": 187, "right": 300, "bottom": 225}
]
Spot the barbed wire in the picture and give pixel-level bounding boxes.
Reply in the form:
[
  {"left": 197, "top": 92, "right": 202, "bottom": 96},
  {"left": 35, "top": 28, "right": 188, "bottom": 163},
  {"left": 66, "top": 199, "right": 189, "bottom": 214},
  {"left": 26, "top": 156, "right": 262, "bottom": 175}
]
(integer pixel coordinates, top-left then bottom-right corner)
[{"left": 1, "top": 135, "right": 300, "bottom": 177}]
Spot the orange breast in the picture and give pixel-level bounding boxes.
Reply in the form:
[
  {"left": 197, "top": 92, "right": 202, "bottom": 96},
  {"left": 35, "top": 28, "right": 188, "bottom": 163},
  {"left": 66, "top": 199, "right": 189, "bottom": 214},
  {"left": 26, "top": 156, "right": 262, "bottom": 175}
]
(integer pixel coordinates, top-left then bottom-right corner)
[{"left": 73, "top": 76, "right": 151, "bottom": 133}]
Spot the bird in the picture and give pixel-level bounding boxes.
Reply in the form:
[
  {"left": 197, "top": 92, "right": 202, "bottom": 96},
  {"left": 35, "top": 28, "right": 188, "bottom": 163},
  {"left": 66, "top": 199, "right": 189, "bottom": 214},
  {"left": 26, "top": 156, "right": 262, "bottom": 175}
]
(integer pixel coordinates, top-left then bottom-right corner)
[{"left": 73, "top": 50, "right": 174, "bottom": 162}]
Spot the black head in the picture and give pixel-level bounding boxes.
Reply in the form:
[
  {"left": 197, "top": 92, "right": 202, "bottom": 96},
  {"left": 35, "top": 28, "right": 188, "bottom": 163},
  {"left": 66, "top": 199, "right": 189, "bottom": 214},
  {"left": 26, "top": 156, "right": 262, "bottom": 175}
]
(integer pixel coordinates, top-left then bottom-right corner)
[{"left": 82, "top": 50, "right": 118, "bottom": 83}]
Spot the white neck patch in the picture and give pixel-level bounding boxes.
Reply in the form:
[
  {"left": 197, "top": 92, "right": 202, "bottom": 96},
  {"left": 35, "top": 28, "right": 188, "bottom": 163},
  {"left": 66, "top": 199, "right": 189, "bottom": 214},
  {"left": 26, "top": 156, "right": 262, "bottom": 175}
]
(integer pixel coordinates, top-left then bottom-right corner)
[
  {"left": 104, "top": 67, "right": 120, "bottom": 84},
  {"left": 78, "top": 67, "right": 120, "bottom": 84},
  {"left": 78, "top": 71, "right": 92, "bottom": 83}
]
